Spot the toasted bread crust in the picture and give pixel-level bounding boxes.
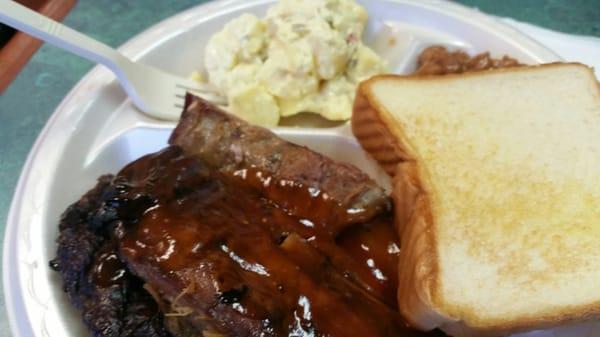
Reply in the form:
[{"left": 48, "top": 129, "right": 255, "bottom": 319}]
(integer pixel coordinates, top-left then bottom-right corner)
[
  {"left": 351, "top": 64, "right": 600, "bottom": 336},
  {"left": 352, "top": 90, "right": 408, "bottom": 176},
  {"left": 353, "top": 85, "right": 446, "bottom": 331}
]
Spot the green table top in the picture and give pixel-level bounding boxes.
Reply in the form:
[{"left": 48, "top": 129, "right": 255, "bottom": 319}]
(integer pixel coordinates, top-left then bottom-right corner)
[{"left": 0, "top": 0, "right": 598, "bottom": 335}]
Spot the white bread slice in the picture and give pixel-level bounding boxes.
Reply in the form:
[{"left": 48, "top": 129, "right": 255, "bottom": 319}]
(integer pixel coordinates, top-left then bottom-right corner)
[{"left": 352, "top": 63, "right": 600, "bottom": 337}]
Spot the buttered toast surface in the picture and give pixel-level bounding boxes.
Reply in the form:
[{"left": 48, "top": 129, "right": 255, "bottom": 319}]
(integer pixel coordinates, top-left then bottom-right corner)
[{"left": 352, "top": 64, "right": 600, "bottom": 336}]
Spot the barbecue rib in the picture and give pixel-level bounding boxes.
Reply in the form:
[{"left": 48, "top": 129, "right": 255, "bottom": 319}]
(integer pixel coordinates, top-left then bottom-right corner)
[
  {"left": 50, "top": 176, "right": 173, "bottom": 337},
  {"left": 111, "top": 146, "right": 415, "bottom": 336},
  {"left": 170, "top": 94, "right": 391, "bottom": 236},
  {"left": 52, "top": 95, "right": 439, "bottom": 337}
]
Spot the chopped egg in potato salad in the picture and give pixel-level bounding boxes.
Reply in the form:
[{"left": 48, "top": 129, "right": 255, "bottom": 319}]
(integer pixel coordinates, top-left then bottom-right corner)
[{"left": 203, "top": 0, "right": 387, "bottom": 126}]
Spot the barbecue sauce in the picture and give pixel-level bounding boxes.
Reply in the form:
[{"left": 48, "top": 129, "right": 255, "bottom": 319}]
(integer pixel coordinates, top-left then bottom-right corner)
[
  {"left": 228, "top": 167, "right": 374, "bottom": 236},
  {"left": 91, "top": 246, "right": 127, "bottom": 287},
  {"left": 337, "top": 216, "right": 401, "bottom": 309},
  {"left": 115, "top": 147, "right": 425, "bottom": 337}
]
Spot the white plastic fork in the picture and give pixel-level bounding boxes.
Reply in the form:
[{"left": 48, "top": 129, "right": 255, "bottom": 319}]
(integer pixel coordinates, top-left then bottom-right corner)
[{"left": 0, "top": 0, "right": 226, "bottom": 120}]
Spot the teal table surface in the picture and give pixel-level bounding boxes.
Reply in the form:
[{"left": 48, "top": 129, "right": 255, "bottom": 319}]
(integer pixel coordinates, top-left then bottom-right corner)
[{"left": 0, "top": 0, "right": 598, "bottom": 335}]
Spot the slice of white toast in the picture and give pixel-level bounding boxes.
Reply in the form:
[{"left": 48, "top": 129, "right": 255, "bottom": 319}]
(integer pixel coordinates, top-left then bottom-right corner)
[{"left": 352, "top": 63, "right": 600, "bottom": 337}]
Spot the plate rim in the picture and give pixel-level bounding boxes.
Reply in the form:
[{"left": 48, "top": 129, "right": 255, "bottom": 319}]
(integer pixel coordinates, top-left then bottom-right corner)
[{"left": 3, "top": 1, "right": 561, "bottom": 336}]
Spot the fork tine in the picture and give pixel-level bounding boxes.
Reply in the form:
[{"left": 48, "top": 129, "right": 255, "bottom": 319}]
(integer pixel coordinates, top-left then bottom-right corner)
[
  {"left": 175, "top": 83, "right": 205, "bottom": 91},
  {"left": 173, "top": 100, "right": 227, "bottom": 111},
  {"left": 175, "top": 91, "right": 227, "bottom": 105}
]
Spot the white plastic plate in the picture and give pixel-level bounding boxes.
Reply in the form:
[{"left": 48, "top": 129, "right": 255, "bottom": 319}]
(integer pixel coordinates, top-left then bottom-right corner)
[{"left": 5, "top": 0, "right": 598, "bottom": 336}]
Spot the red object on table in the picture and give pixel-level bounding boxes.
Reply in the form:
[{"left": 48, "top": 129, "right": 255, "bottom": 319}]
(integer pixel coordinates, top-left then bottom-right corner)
[{"left": 0, "top": 0, "right": 77, "bottom": 92}]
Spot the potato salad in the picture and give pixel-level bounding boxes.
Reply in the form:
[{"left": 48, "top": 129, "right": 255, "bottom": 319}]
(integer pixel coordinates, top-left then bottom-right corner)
[{"left": 203, "top": 0, "right": 387, "bottom": 126}]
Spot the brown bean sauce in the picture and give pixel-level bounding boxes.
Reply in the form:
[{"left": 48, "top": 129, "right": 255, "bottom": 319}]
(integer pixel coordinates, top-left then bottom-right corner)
[{"left": 415, "top": 45, "right": 521, "bottom": 76}]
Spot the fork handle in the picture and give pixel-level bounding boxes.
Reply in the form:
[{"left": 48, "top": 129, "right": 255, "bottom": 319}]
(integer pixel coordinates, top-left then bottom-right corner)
[{"left": 0, "top": 1, "right": 129, "bottom": 73}]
